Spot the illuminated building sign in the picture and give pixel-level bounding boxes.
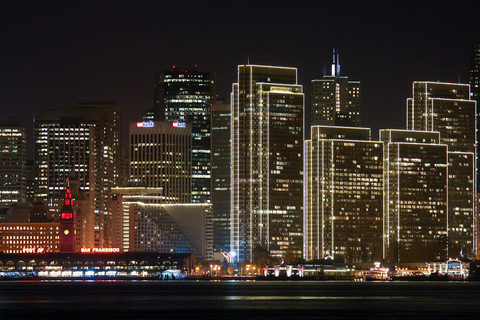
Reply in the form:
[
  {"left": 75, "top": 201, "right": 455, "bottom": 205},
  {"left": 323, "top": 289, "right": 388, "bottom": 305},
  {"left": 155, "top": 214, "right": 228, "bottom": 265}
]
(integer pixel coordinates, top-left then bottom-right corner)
[
  {"left": 61, "top": 212, "right": 73, "bottom": 220},
  {"left": 22, "top": 247, "right": 47, "bottom": 254},
  {"left": 136, "top": 121, "right": 155, "bottom": 128},
  {"left": 172, "top": 122, "right": 186, "bottom": 128},
  {"left": 80, "top": 247, "right": 121, "bottom": 253}
]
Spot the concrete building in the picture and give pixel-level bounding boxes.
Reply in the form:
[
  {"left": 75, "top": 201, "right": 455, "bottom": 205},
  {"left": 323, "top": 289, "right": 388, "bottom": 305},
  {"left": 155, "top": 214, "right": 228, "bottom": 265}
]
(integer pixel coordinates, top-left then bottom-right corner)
[
  {"left": 0, "top": 118, "right": 27, "bottom": 206},
  {"left": 129, "top": 121, "right": 192, "bottom": 203},
  {"left": 154, "top": 66, "right": 214, "bottom": 203},
  {"left": 304, "top": 126, "right": 383, "bottom": 263},
  {"left": 231, "top": 65, "right": 304, "bottom": 262},
  {"left": 311, "top": 49, "right": 361, "bottom": 127},
  {"left": 0, "top": 222, "right": 60, "bottom": 254}
]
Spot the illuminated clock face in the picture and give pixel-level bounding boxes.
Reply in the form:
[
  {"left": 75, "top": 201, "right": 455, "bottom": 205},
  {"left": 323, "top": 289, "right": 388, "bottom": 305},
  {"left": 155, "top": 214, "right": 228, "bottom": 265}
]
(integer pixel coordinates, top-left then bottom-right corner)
[{"left": 64, "top": 229, "right": 69, "bottom": 235}]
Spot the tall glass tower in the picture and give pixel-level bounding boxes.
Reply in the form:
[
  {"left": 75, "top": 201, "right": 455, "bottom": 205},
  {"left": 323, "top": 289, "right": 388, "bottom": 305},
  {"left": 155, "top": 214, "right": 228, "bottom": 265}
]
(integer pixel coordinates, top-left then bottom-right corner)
[{"left": 154, "top": 66, "right": 214, "bottom": 203}]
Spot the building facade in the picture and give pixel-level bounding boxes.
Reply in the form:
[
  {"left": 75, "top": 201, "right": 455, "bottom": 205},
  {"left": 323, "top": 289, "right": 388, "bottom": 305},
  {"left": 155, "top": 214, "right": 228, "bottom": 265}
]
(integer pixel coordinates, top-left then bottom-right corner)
[
  {"left": 211, "top": 103, "right": 231, "bottom": 253},
  {"left": 407, "top": 82, "right": 477, "bottom": 257},
  {"left": 304, "top": 126, "right": 383, "bottom": 263},
  {"left": 470, "top": 41, "right": 480, "bottom": 107},
  {"left": 231, "top": 65, "right": 304, "bottom": 263},
  {"left": 381, "top": 130, "right": 448, "bottom": 262},
  {"left": 0, "top": 222, "right": 60, "bottom": 254},
  {"left": 34, "top": 99, "right": 122, "bottom": 247},
  {"left": 0, "top": 118, "right": 27, "bottom": 206},
  {"left": 311, "top": 49, "right": 361, "bottom": 127},
  {"left": 129, "top": 121, "right": 192, "bottom": 203},
  {"left": 154, "top": 67, "right": 214, "bottom": 203},
  {"left": 470, "top": 42, "right": 480, "bottom": 194},
  {"left": 110, "top": 187, "right": 213, "bottom": 261}
]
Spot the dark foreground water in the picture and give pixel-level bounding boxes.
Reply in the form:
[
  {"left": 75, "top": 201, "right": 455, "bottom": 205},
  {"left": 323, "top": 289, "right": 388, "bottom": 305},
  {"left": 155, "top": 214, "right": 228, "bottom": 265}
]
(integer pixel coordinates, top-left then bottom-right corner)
[{"left": 1, "top": 280, "right": 479, "bottom": 319}]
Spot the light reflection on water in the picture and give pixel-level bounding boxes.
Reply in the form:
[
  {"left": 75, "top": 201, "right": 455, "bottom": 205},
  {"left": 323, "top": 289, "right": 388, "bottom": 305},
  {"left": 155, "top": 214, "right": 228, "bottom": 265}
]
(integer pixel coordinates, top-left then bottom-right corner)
[{"left": 0, "top": 281, "right": 479, "bottom": 318}]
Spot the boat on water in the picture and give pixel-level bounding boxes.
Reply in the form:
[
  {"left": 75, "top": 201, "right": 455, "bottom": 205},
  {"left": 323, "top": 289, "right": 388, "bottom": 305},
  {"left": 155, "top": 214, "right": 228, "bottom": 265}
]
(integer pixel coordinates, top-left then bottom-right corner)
[{"left": 365, "top": 262, "right": 389, "bottom": 281}]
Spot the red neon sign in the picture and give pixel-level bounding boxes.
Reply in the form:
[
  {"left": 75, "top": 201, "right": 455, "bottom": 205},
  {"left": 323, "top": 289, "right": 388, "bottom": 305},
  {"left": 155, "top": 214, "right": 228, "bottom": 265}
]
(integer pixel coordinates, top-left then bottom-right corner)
[
  {"left": 61, "top": 212, "right": 73, "bottom": 220},
  {"left": 80, "top": 247, "right": 120, "bottom": 253},
  {"left": 22, "top": 247, "right": 47, "bottom": 253}
]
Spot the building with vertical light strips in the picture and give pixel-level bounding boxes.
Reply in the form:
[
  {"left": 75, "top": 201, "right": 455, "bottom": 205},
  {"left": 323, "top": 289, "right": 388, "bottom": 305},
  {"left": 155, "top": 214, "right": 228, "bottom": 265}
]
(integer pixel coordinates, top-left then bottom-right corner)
[
  {"left": 129, "top": 121, "right": 192, "bottom": 203},
  {"left": 381, "top": 130, "right": 448, "bottom": 262},
  {"left": 304, "top": 126, "right": 383, "bottom": 263},
  {"left": 231, "top": 65, "right": 304, "bottom": 263},
  {"left": 406, "top": 82, "right": 477, "bottom": 257},
  {"left": 211, "top": 102, "right": 231, "bottom": 253}
]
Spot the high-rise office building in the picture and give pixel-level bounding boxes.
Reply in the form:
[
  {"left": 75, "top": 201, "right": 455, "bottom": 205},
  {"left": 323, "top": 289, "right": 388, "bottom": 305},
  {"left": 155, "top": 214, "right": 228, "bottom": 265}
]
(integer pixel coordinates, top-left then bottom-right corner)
[
  {"left": 407, "top": 82, "right": 477, "bottom": 257},
  {"left": 211, "top": 102, "right": 231, "bottom": 253},
  {"left": 381, "top": 130, "right": 448, "bottom": 262},
  {"left": 407, "top": 82, "right": 475, "bottom": 152},
  {"left": 311, "top": 49, "right": 361, "bottom": 127},
  {"left": 34, "top": 99, "right": 122, "bottom": 247},
  {"left": 231, "top": 65, "right": 304, "bottom": 263},
  {"left": 129, "top": 121, "right": 192, "bottom": 203},
  {"left": 154, "top": 66, "right": 214, "bottom": 203},
  {"left": 0, "top": 118, "right": 27, "bottom": 206},
  {"left": 471, "top": 41, "right": 480, "bottom": 104},
  {"left": 470, "top": 42, "right": 480, "bottom": 194},
  {"left": 304, "top": 126, "right": 383, "bottom": 263}
]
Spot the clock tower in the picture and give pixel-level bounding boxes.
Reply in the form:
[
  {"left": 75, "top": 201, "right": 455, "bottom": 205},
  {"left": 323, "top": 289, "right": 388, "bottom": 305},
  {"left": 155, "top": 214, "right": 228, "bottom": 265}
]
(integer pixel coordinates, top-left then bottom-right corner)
[{"left": 59, "top": 186, "right": 76, "bottom": 252}]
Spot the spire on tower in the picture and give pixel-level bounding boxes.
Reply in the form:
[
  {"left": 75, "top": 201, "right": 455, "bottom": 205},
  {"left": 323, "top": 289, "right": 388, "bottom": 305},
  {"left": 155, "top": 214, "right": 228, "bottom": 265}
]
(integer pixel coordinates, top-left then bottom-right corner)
[{"left": 331, "top": 47, "right": 340, "bottom": 77}]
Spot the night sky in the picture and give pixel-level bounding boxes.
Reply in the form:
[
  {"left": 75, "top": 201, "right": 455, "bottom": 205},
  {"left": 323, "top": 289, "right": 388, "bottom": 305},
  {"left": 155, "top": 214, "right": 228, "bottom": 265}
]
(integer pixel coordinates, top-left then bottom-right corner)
[{"left": 2, "top": 1, "right": 480, "bottom": 152}]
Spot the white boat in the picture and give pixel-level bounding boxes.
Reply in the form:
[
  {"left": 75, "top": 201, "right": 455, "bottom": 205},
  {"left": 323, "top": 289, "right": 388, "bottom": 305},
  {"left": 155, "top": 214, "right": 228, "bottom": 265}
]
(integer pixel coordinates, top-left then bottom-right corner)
[{"left": 365, "top": 262, "right": 389, "bottom": 281}]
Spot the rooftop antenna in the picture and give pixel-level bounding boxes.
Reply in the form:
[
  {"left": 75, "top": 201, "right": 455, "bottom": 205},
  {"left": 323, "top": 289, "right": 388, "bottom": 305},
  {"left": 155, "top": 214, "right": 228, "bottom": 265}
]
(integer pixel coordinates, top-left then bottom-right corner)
[
  {"left": 332, "top": 47, "right": 340, "bottom": 77},
  {"left": 248, "top": 55, "right": 250, "bottom": 64}
]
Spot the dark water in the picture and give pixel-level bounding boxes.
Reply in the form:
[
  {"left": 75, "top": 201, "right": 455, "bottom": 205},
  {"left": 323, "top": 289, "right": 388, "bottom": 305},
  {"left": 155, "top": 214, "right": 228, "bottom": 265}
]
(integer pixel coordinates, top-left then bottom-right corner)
[{"left": 1, "top": 280, "right": 479, "bottom": 319}]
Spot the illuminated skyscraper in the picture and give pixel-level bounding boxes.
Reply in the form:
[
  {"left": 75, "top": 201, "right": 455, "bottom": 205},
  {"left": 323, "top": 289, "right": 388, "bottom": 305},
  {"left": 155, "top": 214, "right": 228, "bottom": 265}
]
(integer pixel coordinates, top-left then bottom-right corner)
[
  {"left": 211, "top": 102, "right": 231, "bottom": 253},
  {"left": 34, "top": 99, "right": 122, "bottom": 247},
  {"left": 311, "top": 49, "right": 361, "bottom": 126},
  {"left": 304, "top": 126, "right": 383, "bottom": 263},
  {"left": 471, "top": 41, "right": 480, "bottom": 105},
  {"left": 0, "top": 118, "right": 27, "bottom": 206},
  {"left": 470, "top": 41, "right": 480, "bottom": 194},
  {"left": 129, "top": 121, "right": 192, "bottom": 203},
  {"left": 154, "top": 66, "right": 214, "bottom": 203},
  {"left": 381, "top": 130, "right": 448, "bottom": 262},
  {"left": 407, "top": 82, "right": 477, "bottom": 257},
  {"left": 231, "top": 65, "right": 303, "bottom": 263}
]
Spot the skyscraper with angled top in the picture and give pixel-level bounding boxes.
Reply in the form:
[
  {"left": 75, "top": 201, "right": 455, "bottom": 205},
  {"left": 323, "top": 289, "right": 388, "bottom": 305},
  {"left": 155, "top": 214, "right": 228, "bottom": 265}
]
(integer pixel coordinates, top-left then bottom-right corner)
[{"left": 231, "top": 65, "right": 304, "bottom": 263}]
